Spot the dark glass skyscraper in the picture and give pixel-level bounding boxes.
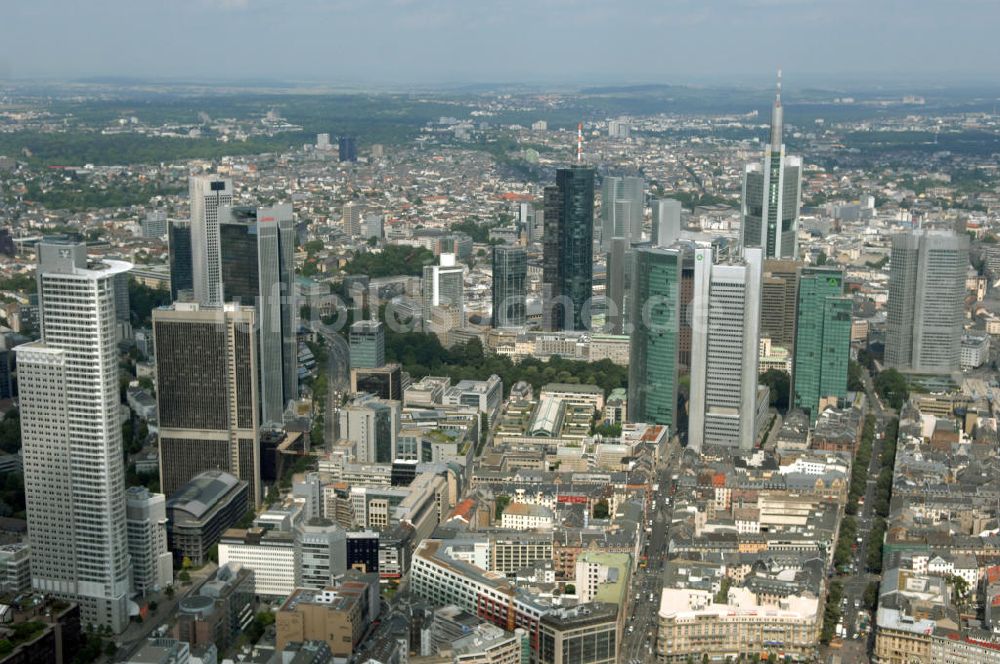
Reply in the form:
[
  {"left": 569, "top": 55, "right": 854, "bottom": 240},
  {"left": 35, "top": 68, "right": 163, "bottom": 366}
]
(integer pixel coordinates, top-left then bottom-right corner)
[
  {"left": 491, "top": 246, "right": 527, "bottom": 328},
  {"left": 172, "top": 207, "right": 297, "bottom": 424},
  {"left": 218, "top": 205, "right": 299, "bottom": 426},
  {"left": 168, "top": 219, "right": 193, "bottom": 301},
  {"left": 543, "top": 166, "right": 595, "bottom": 331},
  {"left": 339, "top": 136, "right": 357, "bottom": 162}
]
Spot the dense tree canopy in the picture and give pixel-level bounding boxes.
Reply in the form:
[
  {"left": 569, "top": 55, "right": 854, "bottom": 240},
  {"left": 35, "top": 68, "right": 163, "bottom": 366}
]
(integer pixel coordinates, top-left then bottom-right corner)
[
  {"left": 875, "top": 368, "right": 909, "bottom": 410},
  {"left": 759, "top": 369, "right": 790, "bottom": 412},
  {"left": 342, "top": 245, "right": 434, "bottom": 279},
  {"left": 385, "top": 330, "right": 628, "bottom": 398},
  {"left": 128, "top": 280, "right": 171, "bottom": 327}
]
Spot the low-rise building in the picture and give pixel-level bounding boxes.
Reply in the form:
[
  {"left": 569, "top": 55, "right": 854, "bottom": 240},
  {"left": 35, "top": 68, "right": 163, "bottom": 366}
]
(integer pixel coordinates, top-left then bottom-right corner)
[
  {"left": 538, "top": 603, "right": 619, "bottom": 664},
  {"left": 574, "top": 552, "right": 630, "bottom": 605},
  {"left": 276, "top": 572, "right": 380, "bottom": 657},
  {"left": 588, "top": 335, "right": 629, "bottom": 366},
  {"left": 126, "top": 486, "right": 173, "bottom": 595},
  {"left": 444, "top": 376, "right": 503, "bottom": 420},
  {"left": 0, "top": 598, "right": 80, "bottom": 664},
  {"left": 961, "top": 332, "right": 991, "bottom": 370},
  {"left": 655, "top": 561, "right": 823, "bottom": 663},
  {"left": 539, "top": 383, "right": 604, "bottom": 412},
  {"left": 218, "top": 528, "right": 296, "bottom": 598},
  {"left": 166, "top": 470, "right": 250, "bottom": 566},
  {"left": 0, "top": 543, "right": 30, "bottom": 594},
  {"left": 500, "top": 503, "right": 554, "bottom": 531},
  {"left": 172, "top": 562, "right": 254, "bottom": 654},
  {"left": 447, "top": 623, "right": 528, "bottom": 664}
]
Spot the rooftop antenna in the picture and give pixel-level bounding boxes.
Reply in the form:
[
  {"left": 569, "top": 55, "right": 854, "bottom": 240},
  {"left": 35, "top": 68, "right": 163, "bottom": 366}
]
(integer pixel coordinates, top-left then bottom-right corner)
[
  {"left": 577, "top": 122, "right": 583, "bottom": 163},
  {"left": 770, "top": 68, "right": 784, "bottom": 150}
]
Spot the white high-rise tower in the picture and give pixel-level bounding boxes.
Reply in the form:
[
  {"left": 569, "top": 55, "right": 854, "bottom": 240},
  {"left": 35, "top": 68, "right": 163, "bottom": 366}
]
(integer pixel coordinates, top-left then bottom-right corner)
[
  {"left": 688, "top": 246, "right": 764, "bottom": 452},
  {"left": 16, "top": 242, "right": 132, "bottom": 631},
  {"left": 190, "top": 175, "right": 233, "bottom": 307},
  {"left": 601, "top": 176, "right": 644, "bottom": 250},
  {"left": 885, "top": 229, "right": 969, "bottom": 375},
  {"left": 421, "top": 253, "right": 465, "bottom": 333}
]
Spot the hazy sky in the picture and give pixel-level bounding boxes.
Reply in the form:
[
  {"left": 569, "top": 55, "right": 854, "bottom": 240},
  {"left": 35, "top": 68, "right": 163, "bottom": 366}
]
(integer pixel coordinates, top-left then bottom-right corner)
[{"left": 2, "top": 0, "right": 998, "bottom": 86}]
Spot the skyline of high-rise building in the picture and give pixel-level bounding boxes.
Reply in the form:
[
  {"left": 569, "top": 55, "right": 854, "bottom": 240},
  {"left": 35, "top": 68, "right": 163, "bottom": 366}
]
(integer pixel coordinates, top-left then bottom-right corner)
[
  {"left": 600, "top": 175, "right": 643, "bottom": 250},
  {"left": 652, "top": 198, "right": 682, "bottom": 248},
  {"left": 153, "top": 302, "right": 262, "bottom": 505},
  {"left": 342, "top": 202, "right": 364, "bottom": 237},
  {"left": 422, "top": 252, "right": 465, "bottom": 334},
  {"left": 189, "top": 175, "right": 233, "bottom": 308},
  {"left": 628, "top": 244, "right": 690, "bottom": 428},
  {"left": 218, "top": 204, "right": 298, "bottom": 426},
  {"left": 606, "top": 237, "right": 630, "bottom": 335},
  {"left": 16, "top": 241, "right": 132, "bottom": 631},
  {"left": 688, "top": 246, "right": 764, "bottom": 452},
  {"left": 339, "top": 136, "right": 358, "bottom": 163},
  {"left": 339, "top": 394, "right": 400, "bottom": 464},
  {"left": 171, "top": 200, "right": 298, "bottom": 426},
  {"left": 741, "top": 74, "right": 802, "bottom": 260},
  {"left": 349, "top": 320, "right": 386, "bottom": 369},
  {"left": 760, "top": 259, "right": 802, "bottom": 353},
  {"left": 885, "top": 229, "right": 969, "bottom": 375},
  {"left": 168, "top": 218, "right": 193, "bottom": 301},
  {"left": 543, "top": 166, "right": 595, "bottom": 332},
  {"left": 792, "top": 266, "right": 852, "bottom": 421},
  {"left": 125, "top": 486, "right": 173, "bottom": 597},
  {"left": 491, "top": 245, "right": 527, "bottom": 329}
]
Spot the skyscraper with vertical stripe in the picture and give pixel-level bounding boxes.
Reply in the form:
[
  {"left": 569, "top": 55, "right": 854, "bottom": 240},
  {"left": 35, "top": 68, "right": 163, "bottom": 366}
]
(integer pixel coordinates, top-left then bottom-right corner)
[
  {"left": 885, "top": 230, "right": 969, "bottom": 374},
  {"left": 190, "top": 175, "right": 233, "bottom": 307},
  {"left": 543, "top": 166, "right": 595, "bottom": 331},
  {"left": 741, "top": 72, "right": 802, "bottom": 260},
  {"left": 492, "top": 246, "right": 527, "bottom": 328},
  {"left": 792, "top": 267, "right": 852, "bottom": 421},
  {"left": 688, "top": 247, "right": 763, "bottom": 452},
  {"left": 601, "top": 176, "right": 643, "bottom": 250},
  {"left": 218, "top": 204, "right": 298, "bottom": 426},
  {"left": 154, "top": 303, "right": 261, "bottom": 505},
  {"left": 16, "top": 242, "right": 132, "bottom": 632},
  {"left": 628, "top": 244, "right": 690, "bottom": 427}
]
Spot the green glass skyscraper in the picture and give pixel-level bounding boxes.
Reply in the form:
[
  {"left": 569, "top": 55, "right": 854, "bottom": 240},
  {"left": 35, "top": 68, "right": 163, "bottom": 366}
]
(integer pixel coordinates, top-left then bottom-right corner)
[
  {"left": 492, "top": 246, "right": 527, "bottom": 328},
  {"left": 792, "top": 267, "right": 851, "bottom": 421},
  {"left": 628, "top": 245, "right": 688, "bottom": 427},
  {"left": 349, "top": 320, "right": 385, "bottom": 369},
  {"left": 543, "top": 166, "right": 595, "bottom": 331}
]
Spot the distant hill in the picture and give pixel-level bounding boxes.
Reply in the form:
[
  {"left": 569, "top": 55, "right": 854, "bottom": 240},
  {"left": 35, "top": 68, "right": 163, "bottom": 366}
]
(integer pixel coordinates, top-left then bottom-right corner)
[{"left": 580, "top": 84, "right": 679, "bottom": 95}]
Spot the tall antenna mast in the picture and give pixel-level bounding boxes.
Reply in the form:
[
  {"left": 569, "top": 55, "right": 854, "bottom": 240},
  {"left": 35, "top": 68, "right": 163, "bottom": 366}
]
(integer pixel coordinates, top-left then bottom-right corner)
[
  {"left": 770, "top": 68, "right": 784, "bottom": 150},
  {"left": 577, "top": 122, "right": 583, "bottom": 163}
]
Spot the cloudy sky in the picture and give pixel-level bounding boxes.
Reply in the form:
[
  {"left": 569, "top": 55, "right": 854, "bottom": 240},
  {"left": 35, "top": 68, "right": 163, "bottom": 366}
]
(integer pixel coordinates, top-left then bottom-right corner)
[{"left": 2, "top": 0, "right": 997, "bottom": 86}]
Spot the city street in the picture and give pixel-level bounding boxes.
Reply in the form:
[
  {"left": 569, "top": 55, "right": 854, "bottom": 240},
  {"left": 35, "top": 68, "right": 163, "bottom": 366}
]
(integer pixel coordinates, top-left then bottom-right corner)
[
  {"left": 113, "top": 563, "right": 218, "bottom": 662},
  {"left": 838, "top": 369, "right": 894, "bottom": 653},
  {"left": 621, "top": 438, "right": 682, "bottom": 664}
]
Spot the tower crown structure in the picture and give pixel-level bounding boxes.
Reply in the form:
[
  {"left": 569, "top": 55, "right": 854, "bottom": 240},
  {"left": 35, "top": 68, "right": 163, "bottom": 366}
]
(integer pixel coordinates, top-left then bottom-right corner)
[
  {"left": 770, "top": 69, "right": 783, "bottom": 150},
  {"left": 740, "top": 69, "right": 801, "bottom": 260}
]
